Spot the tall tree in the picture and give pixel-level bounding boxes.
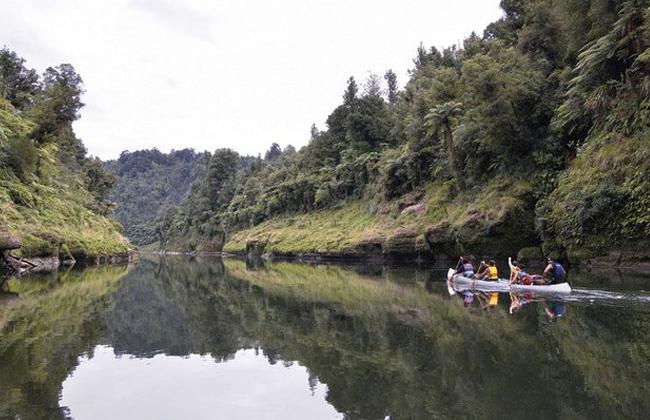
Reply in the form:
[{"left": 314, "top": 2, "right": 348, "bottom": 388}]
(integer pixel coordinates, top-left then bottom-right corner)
[
  {"left": 41, "top": 64, "right": 85, "bottom": 123},
  {"left": 342, "top": 76, "right": 358, "bottom": 107},
  {"left": 0, "top": 47, "right": 40, "bottom": 109},
  {"left": 413, "top": 42, "right": 429, "bottom": 70},
  {"left": 424, "top": 101, "right": 464, "bottom": 185},
  {"left": 383, "top": 69, "right": 398, "bottom": 104},
  {"left": 310, "top": 123, "right": 319, "bottom": 140},
  {"left": 347, "top": 96, "right": 391, "bottom": 153},
  {"left": 264, "top": 142, "right": 282, "bottom": 161},
  {"left": 363, "top": 73, "right": 382, "bottom": 97},
  {"left": 204, "top": 149, "right": 239, "bottom": 212}
]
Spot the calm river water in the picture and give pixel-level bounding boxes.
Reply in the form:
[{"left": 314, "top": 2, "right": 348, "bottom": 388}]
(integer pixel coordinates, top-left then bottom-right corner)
[{"left": 1, "top": 257, "right": 649, "bottom": 419}]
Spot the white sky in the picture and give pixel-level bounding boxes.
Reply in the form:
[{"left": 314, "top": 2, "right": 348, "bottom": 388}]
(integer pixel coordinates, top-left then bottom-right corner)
[{"left": 0, "top": 0, "right": 503, "bottom": 160}]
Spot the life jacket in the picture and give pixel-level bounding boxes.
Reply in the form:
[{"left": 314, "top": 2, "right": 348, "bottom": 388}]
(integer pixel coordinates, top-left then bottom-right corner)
[
  {"left": 487, "top": 266, "right": 498, "bottom": 280},
  {"left": 552, "top": 263, "right": 566, "bottom": 284}
]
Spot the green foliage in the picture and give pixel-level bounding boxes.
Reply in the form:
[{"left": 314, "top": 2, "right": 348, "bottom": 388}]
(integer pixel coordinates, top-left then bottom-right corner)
[
  {"left": 106, "top": 149, "right": 207, "bottom": 245},
  {"left": 4, "top": 136, "right": 38, "bottom": 181},
  {"left": 224, "top": 179, "right": 533, "bottom": 257},
  {"left": 550, "top": 133, "right": 650, "bottom": 256},
  {"left": 342, "top": 76, "right": 358, "bottom": 106},
  {"left": 556, "top": 0, "right": 650, "bottom": 141},
  {"left": 383, "top": 69, "right": 398, "bottom": 104},
  {"left": 347, "top": 95, "right": 392, "bottom": 152},
  {"left": 84, "top": 157, "right": 114, "bottom": 207},
  {"left": 152, "top": 0, "right": 650, "bottom": 260},
  {"left": 424, "top": 101, "right": 463, "bottom": 183},
  {"left": 204, "top": 149, "right": 239, "bottom": 212},
  {"left": 0, "top": 49, "right": 129, "bottom": 259},
  {"left": 0, "top": 47, "right": 40, "bottom": 110}
]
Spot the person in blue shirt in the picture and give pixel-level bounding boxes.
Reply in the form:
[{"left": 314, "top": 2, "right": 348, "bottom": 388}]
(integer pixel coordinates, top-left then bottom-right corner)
[{"left": 543, "top": 257, "right": 567, "bottom": 285}]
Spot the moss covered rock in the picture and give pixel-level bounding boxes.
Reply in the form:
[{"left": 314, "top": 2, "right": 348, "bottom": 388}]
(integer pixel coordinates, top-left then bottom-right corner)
[
  {"left": 0, "top": 232, "right": 21, "bottom": 250},
  {"left": 354, "top": 234, "right": 384, "bottom": 255},
  {"left": 424, "top": 222, "right": 455, "bottom": 256},
  {"left": 246, "top": 239, "right": 267, "bottom": 258},
  {"left": 383, "top": 228, "right": 418, "bottom": 256}
]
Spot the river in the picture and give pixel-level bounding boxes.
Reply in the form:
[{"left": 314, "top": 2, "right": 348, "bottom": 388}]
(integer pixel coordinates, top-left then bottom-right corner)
[{"left": 1, "top": 257, "right": 649, "bottom": 419}]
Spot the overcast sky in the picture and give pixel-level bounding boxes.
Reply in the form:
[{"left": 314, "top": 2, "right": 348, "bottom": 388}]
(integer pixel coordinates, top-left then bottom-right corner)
[{"left": 0, "top": 0, "right": 502, "bottom": 160}]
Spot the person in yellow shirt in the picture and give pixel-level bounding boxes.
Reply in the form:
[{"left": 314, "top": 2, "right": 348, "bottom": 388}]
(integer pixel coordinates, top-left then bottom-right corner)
[
  {"left": 485, "top": 260, "right": 499, "bottom": 306},
  {"left": 486, "top": 260, "right": 498, "bottom": 281}
]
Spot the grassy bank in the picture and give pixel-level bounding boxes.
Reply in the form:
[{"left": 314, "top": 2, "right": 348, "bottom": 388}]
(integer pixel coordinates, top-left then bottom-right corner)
[
  {"left": 224, "top": 178, "right": 534, "bottom": 257},
  {"left": 0, "top": 176, "right": 129, "bottom": 259}
]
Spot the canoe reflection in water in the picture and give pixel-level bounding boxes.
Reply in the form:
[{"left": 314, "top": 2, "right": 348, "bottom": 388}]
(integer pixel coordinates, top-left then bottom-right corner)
[
  {"left": 457, "top": 289, "right": 500, "bottom": 309},
  {"left": 509, "top": 292, "right": 567, "bottom": 320},
  {"left": 452, "top": 288, "right": 567, "bottom": 321}
]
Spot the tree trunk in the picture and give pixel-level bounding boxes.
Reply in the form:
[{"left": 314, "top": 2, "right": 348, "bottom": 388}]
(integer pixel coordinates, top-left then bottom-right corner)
[
  {"left": 443, "top": 125, "right": 455, "bottom": 169},
  {"left": 443, "top": 125, "right": 464, "bottom": 190}
]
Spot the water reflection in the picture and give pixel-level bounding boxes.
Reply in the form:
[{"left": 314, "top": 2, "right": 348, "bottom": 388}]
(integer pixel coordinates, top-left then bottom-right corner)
[
  {"left": 1, "top": 257, "right": 649, "bottom": 419},
  {"left": 508, "top": 292, "right": 567, "bottom": 320},
  {"left": 451, "top": 286, "right": 569, "bottom": 321},
  {"left": 61, "top": 346, "right": 340, "bottom": 420}
]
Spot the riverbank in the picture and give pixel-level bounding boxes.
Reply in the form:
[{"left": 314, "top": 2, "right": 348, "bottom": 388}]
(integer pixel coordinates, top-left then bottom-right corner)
[
  {"left": 222, "top": 179, "right": 538, "bottom": 263},
  {"left": 1, "top": 159, "right": 134, "bottom": 276},
  {"left": 1, "top": 91, "right": 133, "bottom": 278},
  {"left": 1, "top": 249, "right": 138, "bottom": 278},
  {"left": 219, "top": 178, "right": 648, "bottom": 268}
]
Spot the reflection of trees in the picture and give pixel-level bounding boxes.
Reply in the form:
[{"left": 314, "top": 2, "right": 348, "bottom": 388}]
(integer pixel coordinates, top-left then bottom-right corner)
[
  {"left": 0, "top": 265, "right": 129, "bottom": 420},
  {"left": 105, "top": 259, "right": 192, "bottom": 356},
  {"left": 104, "top": 257, "right": 650, "bottom": 419},
  {"left": 222, "top": 261, "right": 650, "bottom": 419},
  {"left": 1, "top": 258, "right": 649, "bottom": 419},
  {"left": 569, "top": 268, "right": 650, "bottom": 290}
]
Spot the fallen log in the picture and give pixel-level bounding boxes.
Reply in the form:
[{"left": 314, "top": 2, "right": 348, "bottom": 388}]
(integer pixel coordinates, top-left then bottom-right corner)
[{"left": 8, "top": 254, "right": 37, "bottom": 268}]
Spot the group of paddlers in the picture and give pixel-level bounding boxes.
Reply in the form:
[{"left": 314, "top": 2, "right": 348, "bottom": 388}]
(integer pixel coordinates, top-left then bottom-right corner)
[{"left": 454, "top": 256, "right": 567, "bottom": 285}]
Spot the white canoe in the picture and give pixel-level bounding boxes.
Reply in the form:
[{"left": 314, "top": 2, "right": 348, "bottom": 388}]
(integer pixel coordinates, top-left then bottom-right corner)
[{"left": 446, "top": 268, "right": 572, "bottom": 294}]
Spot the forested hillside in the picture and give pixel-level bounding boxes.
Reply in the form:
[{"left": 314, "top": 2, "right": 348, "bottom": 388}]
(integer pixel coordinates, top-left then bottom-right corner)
[
  {"left": 157, "top": 0, "right": 648, "bottom": 264},
  {"left": 105, "top": 149, "right": 208, "bottom": 246},
  {"left": 0, "top": 47, "right": 129, "bottom": 265}
]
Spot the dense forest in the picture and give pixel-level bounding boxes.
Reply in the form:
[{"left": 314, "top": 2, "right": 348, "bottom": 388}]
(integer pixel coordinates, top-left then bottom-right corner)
[
  {"left": 0, "top": 47, "right": 128, "bottom": 264},
  {"left": 139, "top": 0, "right": 648, "bottom": 263},
  {"left": 105, "top": 149, "right": 209, "bottom": 246}
]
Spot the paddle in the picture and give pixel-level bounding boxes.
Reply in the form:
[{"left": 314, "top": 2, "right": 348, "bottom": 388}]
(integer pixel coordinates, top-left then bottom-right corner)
[{"left": 446, "top": 268, "right": 457, "bottom": 296}]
